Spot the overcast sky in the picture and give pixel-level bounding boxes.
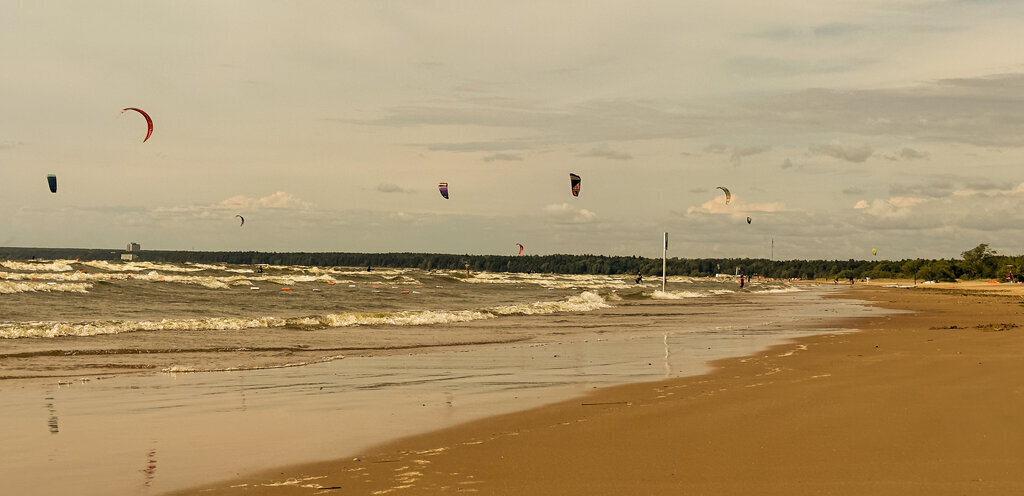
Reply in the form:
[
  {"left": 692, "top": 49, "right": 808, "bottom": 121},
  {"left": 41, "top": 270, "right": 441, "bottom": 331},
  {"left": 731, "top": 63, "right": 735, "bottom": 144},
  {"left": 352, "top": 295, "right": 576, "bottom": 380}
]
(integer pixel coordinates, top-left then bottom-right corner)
[{"left": 3, "top": 0, "right": 1024, "bottom": 260}]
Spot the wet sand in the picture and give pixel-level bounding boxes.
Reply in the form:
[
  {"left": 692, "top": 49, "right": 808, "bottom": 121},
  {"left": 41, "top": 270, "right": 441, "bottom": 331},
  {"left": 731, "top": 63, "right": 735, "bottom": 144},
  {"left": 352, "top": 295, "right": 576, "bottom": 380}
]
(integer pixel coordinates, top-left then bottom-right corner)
[{"left": 174, "top": 284, "right": 1024, "bottom": 495}]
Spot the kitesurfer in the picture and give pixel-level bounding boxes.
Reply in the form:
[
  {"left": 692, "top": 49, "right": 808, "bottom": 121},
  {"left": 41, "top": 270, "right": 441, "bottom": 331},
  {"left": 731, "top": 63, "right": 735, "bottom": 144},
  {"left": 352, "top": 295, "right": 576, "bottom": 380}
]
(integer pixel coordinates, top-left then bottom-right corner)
[
  {"left": 739, "top": 275, "right": 745, "bottom": 289},
  {"left": 635, "top": 272, "right": 643, "bottom": 284}
]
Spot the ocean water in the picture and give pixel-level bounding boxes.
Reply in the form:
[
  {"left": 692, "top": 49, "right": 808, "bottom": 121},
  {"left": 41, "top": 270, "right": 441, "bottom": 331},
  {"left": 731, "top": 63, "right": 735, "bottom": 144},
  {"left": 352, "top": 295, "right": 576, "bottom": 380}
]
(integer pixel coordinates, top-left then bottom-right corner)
[
  {"left": 0, "top": 259, "right": 778, "bottom": 379},
  {"left": 0, "top": 260, "right": 884, "bottom": 495}
]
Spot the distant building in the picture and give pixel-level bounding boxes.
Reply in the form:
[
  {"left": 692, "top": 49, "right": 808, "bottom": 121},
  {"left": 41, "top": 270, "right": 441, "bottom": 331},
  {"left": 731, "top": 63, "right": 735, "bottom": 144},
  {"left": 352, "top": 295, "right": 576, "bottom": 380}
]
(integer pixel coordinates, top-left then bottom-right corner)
[{"left": 123, "top": 242, "right": 141, "bottom": 261}]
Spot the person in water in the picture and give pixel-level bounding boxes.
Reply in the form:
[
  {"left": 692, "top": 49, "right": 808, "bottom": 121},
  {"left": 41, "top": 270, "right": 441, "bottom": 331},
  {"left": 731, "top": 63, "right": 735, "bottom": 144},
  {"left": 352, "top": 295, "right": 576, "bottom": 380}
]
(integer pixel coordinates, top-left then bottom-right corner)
[
  {"left": 739, "top": 275, "right": 745, "bottom": 289},
  {"left": 635, "top": 272, "right": 643, "bottom": 284}
]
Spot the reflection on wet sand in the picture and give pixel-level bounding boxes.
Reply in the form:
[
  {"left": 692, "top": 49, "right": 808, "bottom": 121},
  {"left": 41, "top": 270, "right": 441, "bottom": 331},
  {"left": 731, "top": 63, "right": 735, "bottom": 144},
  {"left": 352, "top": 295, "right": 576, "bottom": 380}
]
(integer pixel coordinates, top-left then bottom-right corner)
[
  {"left": 44, "top": 393, "right": 58, "bottom": 434},
  {"left": 143, "top": 447, "right": 157, "bottom": 488}
]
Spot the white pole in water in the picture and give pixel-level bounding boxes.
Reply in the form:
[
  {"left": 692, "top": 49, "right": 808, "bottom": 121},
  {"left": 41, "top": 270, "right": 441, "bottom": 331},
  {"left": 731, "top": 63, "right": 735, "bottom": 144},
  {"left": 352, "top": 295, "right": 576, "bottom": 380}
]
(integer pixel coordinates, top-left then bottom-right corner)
[{"left": 662, "top": 232, "right": 668, "bottom": 292}]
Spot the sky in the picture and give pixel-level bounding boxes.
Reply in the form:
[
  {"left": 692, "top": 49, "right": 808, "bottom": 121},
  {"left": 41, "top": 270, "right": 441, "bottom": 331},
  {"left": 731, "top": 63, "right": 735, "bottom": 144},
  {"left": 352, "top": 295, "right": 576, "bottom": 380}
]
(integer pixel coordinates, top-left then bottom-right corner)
[{"left": 2, "top": 0, "right": 1024, "bottom": 260}]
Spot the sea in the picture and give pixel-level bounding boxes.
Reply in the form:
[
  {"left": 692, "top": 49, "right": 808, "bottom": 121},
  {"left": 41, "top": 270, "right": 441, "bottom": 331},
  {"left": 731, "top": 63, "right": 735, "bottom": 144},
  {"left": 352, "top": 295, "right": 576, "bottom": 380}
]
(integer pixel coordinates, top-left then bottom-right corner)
[{"left": 0, "top": 259, "right": 885, "bottom": 495}]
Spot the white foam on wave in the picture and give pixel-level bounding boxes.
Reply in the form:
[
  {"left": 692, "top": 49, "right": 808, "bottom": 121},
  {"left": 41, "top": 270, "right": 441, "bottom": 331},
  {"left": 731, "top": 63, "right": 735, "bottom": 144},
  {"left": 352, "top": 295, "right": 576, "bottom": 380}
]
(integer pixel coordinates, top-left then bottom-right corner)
[
  {"left": 752, "top": 286, "right": 804, "bottom": 294},
  {"left": 465, "top": 272, "right": 633, "bottom": 289},
  {"left": 1, "top": 260, "right": 74, "bottom": 272},
  {"left": 82, "top": 260, "right": 206, "bottom": 273},
  {"left": 0, "top": 291, "right": 610, "bottom": 339},
  {"left": 651, "top": 290, "right": 707, "bottom": 299},
  {"left": 0, "top": 280, "right": 93, "bottom": 294},
  {"left": 163, "top": 354, "right": 346, "bottom": 374}
]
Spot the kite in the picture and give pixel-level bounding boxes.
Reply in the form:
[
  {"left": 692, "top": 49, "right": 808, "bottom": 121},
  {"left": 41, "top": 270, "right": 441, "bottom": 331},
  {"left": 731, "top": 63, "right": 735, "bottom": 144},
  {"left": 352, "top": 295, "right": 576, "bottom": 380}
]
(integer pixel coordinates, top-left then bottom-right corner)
[
  {"left": 716, "top": 186, "right": 731, "bottom": 204},
  {"left": 236, "top": 215, "right": 245, "bottom": 227},
  {"left": 438, "top": 182, "right": 449, "bottom": 199},
  {"left": 516, "top": 243, "right": 524, "bottom": 255},
  {"left": 746, "top": 216, "right": 752, "bottom": 224},
  {"left": 120, "top": 107, "right": 153, "bottom": 142},
  {"left": 47, "top": 174, "right": 57, "bottom": 193},
  {"left": 569, "top": 173, "right": 581, "bottom": 197},
  {"left": 872, "top": 248, "right": 877, "bottom": 257}
]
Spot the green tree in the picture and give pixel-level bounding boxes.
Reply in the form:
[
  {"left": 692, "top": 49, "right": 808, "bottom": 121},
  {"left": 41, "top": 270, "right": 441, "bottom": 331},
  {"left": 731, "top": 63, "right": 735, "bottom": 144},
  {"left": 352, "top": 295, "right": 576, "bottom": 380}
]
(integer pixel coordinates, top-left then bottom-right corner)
[{"left": 960, "top": 243, "right": 996, "bottom": 279}]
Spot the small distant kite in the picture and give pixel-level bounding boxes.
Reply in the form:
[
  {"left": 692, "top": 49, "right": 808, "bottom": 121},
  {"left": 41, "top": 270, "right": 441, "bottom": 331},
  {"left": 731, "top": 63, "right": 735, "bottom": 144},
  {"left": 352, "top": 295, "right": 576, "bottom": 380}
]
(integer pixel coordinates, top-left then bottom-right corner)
[
  {"left": 569, "top": 173, "right": 581, "bottom": 197},
  {"left": 120, "top": 107, "right": 153, "bottom": 142},
  {"left": 438, "top": 182, "right": 449, "bottom": 199},
  {"left": 746, "top": 216, "right": 752, "bottom": 224},
  {"left": 236, "top": 215, "right": 245, "bottom": 227},
  {"left": 516, "top": 243, "right": 524, "bottom": 255},
  {"left": 872, "top": 248, "right": 877, "bottom": 257},
  {"left": 716, "top": 186, "right": 731, "bottom": 204},
  {"left": 47, "top": 174, "right": 57, "bottom": 193}
]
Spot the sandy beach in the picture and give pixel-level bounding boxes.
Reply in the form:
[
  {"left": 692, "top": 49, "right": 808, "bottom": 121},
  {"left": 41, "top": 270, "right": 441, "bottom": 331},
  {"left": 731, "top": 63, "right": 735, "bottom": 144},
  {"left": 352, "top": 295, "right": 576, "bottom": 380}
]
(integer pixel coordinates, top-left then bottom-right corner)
[{"left": 171, "top": 283, "right": 1024, "bottom": 495}]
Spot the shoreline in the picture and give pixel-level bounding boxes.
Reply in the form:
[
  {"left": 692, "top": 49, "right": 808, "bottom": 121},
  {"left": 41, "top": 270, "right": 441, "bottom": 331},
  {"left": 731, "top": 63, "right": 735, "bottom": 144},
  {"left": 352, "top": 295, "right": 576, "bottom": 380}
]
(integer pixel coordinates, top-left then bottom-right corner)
[
  {"left": 1, "top": 286, "right": 871, "bottom": 495},
  {"left": 170, "top": 285, "right": 1024, "bottom": 495}
]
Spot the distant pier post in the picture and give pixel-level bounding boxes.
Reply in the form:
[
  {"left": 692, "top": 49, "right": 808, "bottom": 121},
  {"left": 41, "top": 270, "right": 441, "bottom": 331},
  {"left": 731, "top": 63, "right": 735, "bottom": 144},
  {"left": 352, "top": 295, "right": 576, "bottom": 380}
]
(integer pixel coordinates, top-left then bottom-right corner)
[{"left": 662, "top": 232, "right": 667, "bottom": 293}]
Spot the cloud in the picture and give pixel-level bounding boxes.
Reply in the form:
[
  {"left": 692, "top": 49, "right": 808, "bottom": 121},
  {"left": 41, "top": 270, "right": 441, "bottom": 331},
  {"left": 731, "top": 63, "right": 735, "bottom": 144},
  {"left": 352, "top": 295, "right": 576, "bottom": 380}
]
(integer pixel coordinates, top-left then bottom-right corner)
[
  {"left": 884, "top": 147, "right": 931, "bottom": 161},
  {"left": 543, "top": 203, "right": 597, "bottom": 224},
  {"left": 749, "top": 22, "right": 867, "bottom": 41},
  {"left": 809, "top": 142, "right": 874, "bottom": 163},
  {"left": 424, "top": 140, "right": 535, "bottom": 152},
  {"left": 754, "top": 74, "right": 1024, "bottom": 147},
  {"left": 729, "top": 145, "right": 771, "bottom": 166},
  {"left": 579, "top": 145, "right": 632, "bottom": 160},
  {"left": 848, "top": 182, "right": 1024, "bottom": 232},
  {"left": 890, "top": 180, "right": 955, "bottom": 198},
  {"left": 686, "top": 197, "right": 786, "bottom": 216},
  {"left": 727, "top": 56, "right": 875, "bottom": 77},
  {"left": 218, "top": 192, "right": 312, "bottom": 210},
  {"left": 370, "top": 73, "right": 1024, "bottom": 155},
  {"left": 376, "top": 183, "right": 408, "bottom": 193},
  {"left": 376, "top": 99, "right": 714, "bottom": 152},
  {"left": 483, "top": 152, "right": 523, "bottom": 162}
]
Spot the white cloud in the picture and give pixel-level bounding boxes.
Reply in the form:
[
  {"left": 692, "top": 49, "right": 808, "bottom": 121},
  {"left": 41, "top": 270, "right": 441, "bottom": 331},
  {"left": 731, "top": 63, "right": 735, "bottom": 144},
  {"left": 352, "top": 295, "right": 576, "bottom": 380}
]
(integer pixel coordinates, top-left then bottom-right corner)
[
  {"left": 543, "top": 203, "right": 598, "bottom": 223},
  {"left": 218, "top": 192, "right": 312, "bottom": 211},
  {"left": 687, "top": 197, "right": 786, "bottom": 216}
]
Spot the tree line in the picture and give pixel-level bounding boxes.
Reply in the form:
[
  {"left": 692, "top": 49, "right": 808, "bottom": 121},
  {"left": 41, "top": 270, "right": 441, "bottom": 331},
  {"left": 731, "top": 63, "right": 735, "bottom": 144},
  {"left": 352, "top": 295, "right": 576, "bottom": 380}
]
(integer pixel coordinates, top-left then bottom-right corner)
[{"left": 0, "top": 244, "right": 1016, "bottom": 282}]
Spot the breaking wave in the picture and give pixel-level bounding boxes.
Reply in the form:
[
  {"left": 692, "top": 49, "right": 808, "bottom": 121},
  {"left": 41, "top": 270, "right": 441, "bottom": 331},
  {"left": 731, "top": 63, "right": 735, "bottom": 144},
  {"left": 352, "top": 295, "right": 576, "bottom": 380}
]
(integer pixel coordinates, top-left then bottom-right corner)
[
  {"left": 1, "top": 260, "right": 74, "bottom": 272},
  {"left": 650, "top": 290, "right": 707, "bottom": 299},
  {"left": 0, "top": 281, "right": 93, "bottom": 294},
  {"left": 465, "top": 272, "right": 634, "bottom": 289},
  {"left": 0, "top": 291, "right": 609, "bottom": 339}
]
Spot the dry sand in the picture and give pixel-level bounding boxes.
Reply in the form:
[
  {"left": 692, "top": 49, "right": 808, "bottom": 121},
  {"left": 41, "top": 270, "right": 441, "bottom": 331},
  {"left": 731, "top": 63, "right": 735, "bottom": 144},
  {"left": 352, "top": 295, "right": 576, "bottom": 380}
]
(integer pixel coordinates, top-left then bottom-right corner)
[{"left": 170, "top": 284, "right": 1024, "bottom": 495}]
